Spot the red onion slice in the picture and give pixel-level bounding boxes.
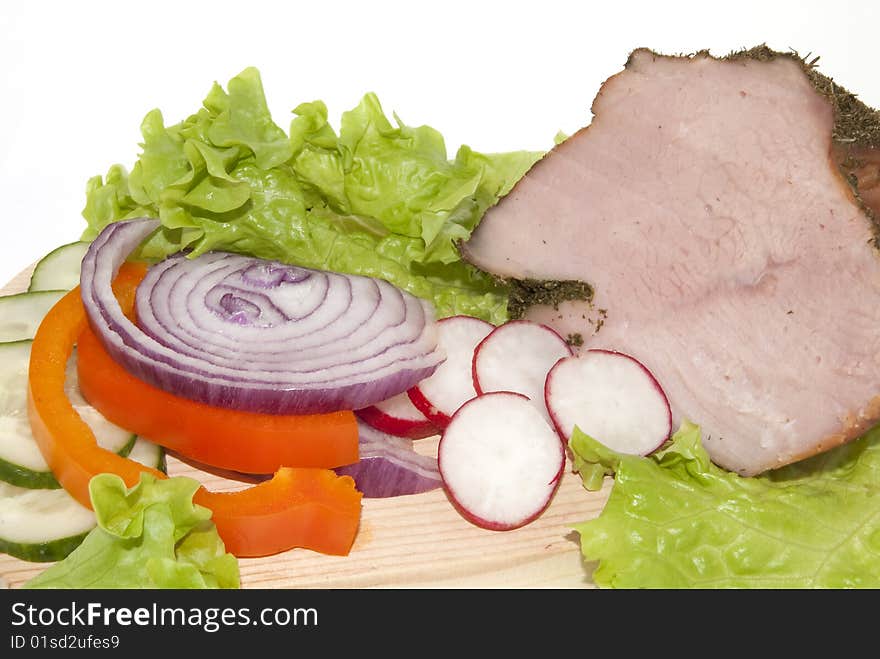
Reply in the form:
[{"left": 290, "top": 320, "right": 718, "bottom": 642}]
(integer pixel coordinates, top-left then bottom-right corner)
[
  {"left": 80, "top": 218, "right": 445, "bottom": 414},
  {"left": 335, "top": 422, "right": 442, "bottom": 498}
]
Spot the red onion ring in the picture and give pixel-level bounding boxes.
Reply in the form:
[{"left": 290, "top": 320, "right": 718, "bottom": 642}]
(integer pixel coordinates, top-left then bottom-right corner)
[
  {"left": 335, "top": 422, "right": 442, "bottom": 498},
  {"left": 80, "top": 218, "right": 445, "bottom": 414}
]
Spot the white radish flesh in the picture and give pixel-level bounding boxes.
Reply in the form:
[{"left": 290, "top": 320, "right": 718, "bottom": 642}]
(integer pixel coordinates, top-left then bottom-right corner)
[
  {"left": 545, "top": 349, "right": 672, "bottom": 455},
  {"left": 438, "top": 392, "right": 565, "bottom": 531},
  {"left": 472, "top": 320, "right": 572, "bottom": 421},
  {"left": 356, "top": 392, "right": 439, "bottom": 439},
  {"left": 407, "top": 315, "right": 494, "bottom": 427}
]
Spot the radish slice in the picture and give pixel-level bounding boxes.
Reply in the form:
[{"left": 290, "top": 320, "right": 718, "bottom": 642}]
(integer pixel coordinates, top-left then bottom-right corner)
[
  {"left": 545, "top": 349, "right": 672, "bottom": 455},
  {"left": 407, "top": 315, "right": 494, "bottom": 427},
  {"left": 356, "top": 392, "right": 440, "bottom": 439},
  {"left": 438, "top": 392, "right": 565, "bottom": 531},
  {"left": 472, "top": 320, "right": 572, "bottom": 421}
]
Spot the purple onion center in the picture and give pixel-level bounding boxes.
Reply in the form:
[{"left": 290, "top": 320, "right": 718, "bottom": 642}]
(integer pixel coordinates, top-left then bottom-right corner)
[
  {"left": 241, "top": 263, "right": 311, "bottom": 288},
  {"left": 216, "top": 293, "right": 262, "bottom": 325}
]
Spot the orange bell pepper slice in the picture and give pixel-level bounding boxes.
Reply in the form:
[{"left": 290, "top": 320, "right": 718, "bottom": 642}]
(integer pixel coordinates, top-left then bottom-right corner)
[
  {"left": 76, "top": 323, "right": 358, "bottom": 472},
  {"left": 27, "top": 264, "right": 363, "bottom": 558},
  {"left": 76, "top": 330, "right": 358, "bottom": 473}
]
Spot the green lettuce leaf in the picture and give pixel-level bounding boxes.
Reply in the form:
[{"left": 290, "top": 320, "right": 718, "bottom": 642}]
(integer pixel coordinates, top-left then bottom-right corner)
[
  {"left": 571, "top": 421, "right": 880, "bottom": 588},
  {"left": 81, "top": 67, "right": 543, "bottom": 324},
  {"left": 23, "top": 473, "right": 239, "bottom": 589}
]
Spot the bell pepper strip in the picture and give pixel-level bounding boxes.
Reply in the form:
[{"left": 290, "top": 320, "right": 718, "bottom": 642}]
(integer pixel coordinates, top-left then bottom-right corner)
[
  {"left": 27, "top": 266, "right": 363, "bottom": 557},
  {"left": 205, "top": 468, "right": 364, "bottom": 557},
  {"left": 77, "top": 262, "right": 359, "bottom": 473},
  {"left": 76, "top": 325, "right": 359, "bottom": 473}
]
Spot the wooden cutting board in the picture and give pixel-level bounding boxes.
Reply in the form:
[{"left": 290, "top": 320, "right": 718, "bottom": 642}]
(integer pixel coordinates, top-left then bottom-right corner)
[{"left": 0, "top": 265, "right": 608, "bottom": 589}]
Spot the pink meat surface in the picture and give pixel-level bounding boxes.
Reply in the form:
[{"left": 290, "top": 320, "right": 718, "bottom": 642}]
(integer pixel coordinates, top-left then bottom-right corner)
[{"left": 461, "top": 49, "right": 880, "bottom": 476}]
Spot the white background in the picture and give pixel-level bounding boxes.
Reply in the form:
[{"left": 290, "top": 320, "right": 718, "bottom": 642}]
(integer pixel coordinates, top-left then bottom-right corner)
[{"left": 1, "top": 0, "right": 879, "bottom": 287}]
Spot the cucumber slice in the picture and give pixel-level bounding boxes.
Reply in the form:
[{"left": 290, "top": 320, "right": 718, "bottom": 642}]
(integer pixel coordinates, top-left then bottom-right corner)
[
  {"left": 0, "top": 280, "right": 168, "bottom": 562},
  {"left": 0, "top": 481, "right": 95, "bottom": 562},
  {"left": 0, "top": 290, "right": 65, "bottom": 342},
  {"left": 127, "top": 437, "right": 167, "bottom": 473},
  {"left": 0, "top": 341, "right": 135, "bottom": 488},
  {"left": 116, "top": 435, "right": 138, "bottom": 458},
  {"left": 28, "top": 241, "right": 90, "bottom": 292},
  {"left": 0, "top": 439, "right": 167, "bottom": 563}
]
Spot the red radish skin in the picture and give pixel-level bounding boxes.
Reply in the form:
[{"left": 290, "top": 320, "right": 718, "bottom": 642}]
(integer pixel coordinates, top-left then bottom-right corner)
[
  {"left": 407, "top": 315, "right": 495, "bottom": 428},
  {"left": 472, "top": 320, "right": 573, "bottom": 421},
  {"left": 544, "top": 349, "right": 672, "bottom": 455},
  {"left": 356, "top": 392, "right": 440, "bottom": 439},
  {"left": 438, "top": 392, "right": 565, "bottom": 531}
]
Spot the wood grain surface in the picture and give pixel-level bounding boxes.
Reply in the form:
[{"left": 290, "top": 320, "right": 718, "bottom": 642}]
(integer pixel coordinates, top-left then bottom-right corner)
[{"left": 0, "top": 264, "right": 608, "bottom": 589}]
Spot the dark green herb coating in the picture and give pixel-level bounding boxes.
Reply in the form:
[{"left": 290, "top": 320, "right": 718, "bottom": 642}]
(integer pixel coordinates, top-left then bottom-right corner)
[
  {"left": 505, "top": 277, "right": 593, "bottom": 321},
  {"left": 566, "top": 333, "right": 584, "bottom": 348}
]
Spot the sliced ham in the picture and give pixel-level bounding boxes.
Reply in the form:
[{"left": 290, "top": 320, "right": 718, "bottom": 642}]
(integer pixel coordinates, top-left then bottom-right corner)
[
  {"left": 837, "top": 143, "right": 880, "bottom": 217},
  {"left": 461, "top": 48, "right": 880, "bottom": 476}
]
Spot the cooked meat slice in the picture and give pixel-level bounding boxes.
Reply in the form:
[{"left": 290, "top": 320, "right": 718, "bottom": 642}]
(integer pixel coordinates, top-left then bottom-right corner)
[
  {"left": 461, "top": 48, "right": 880, "bottom": 476},
  {"left": 837, "top": 143, "right": 880, "bottom": 217}
]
